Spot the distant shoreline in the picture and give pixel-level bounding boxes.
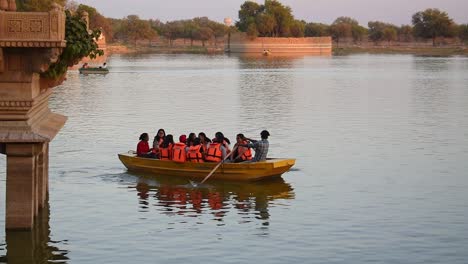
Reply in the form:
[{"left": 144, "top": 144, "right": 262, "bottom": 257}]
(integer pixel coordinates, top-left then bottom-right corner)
[
  {"left": 333, "top": 46, "right": 468, "bottom": 56},
  {"left": 106, "top": 43, "right": 468, "bottom": 57}
]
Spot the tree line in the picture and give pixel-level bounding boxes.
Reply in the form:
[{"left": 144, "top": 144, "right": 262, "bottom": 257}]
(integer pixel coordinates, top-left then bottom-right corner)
[
  {"left": 16, "top": 0, "right": 468, "bottom": 47},
  {"left": 237, "top": 1, "right": 468, "bottom": 46}
]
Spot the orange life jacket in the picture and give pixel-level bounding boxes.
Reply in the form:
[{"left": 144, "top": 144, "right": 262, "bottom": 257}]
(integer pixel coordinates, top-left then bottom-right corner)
[
  {"left": 205, "top": 142, "right": 222, "bottom": 162},
  {"left": 159, "top": 144, "right": 172, "bottom": 160},
  {"left": 187, "top": 145, "right": 204, "bottom": 163},
  {"left": 238, "top": 140, "right": 252, "bottom": 161},
  {"left": 172, "top": 143, "right": 187, "bottom": 163},
  {"left": 151, "top": 138, "right": 164, "bottom": 154}
]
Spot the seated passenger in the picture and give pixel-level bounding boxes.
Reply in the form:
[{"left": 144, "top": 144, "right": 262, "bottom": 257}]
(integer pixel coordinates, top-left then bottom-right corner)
[
  {"left": 214, "top": 132, "right": 231, "bottom": 154},
  {"left": 159, "top": 134, "right": 174, "bottom": 161},
  {"left": 152, "top": 128, "right": 166, "bottom": 157},
  {"left": 232, "top": 133, "right": 252, "bottom": 163},
  {"left": 186, "top": 133, "right": 196, "bottom": 147},
  {"left": 198, "top": 132, "right": 211, "bottom": 153},
  {"left": 172, "top": 135, "right": 187, "bottom": 163},
  {"left": 136, "top": 133, "right": 156, "bottom": 158},
  {"left": 205, "top": 132, "right": 227, "bottom": 162},
  {"left": 187, "top": 138, "right": 204, "bottom": 163}
]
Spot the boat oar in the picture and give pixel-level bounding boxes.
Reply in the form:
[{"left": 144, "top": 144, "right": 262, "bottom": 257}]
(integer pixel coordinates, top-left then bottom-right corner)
[{"left": 191, "top": 147, "right": 237, "bottom": 187}]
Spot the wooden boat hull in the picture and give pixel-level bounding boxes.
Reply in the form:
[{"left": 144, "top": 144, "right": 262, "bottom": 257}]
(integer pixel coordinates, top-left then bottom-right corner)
[
  {"left": 118, "top": 153, "right": 295, "bottom": 181},
  {"left": 79, "top": 68, "right": 109, "bottom": 74}
]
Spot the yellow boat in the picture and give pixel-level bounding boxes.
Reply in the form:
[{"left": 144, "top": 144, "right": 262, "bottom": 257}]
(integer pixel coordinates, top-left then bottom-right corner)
[{"left": 118, "top": 153, "right": 296, "bottom": 181}]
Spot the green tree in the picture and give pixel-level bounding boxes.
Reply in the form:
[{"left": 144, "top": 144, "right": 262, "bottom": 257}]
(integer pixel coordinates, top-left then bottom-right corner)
[
  {"left": 246, "top": 23, "right": 258, "bottom": 39},
  {"left": 76, "top": 4, "right": 113, "bottom": 41},
  {"left": 163, "top": 21, "right": 184, "bottom": 46},
  {"left": 264, "top": 0, "right": 294, "bottom": 37},
  {"left": 368, "top": 21, "right": 386, "bottom": 44},
  {"left": 352, "top": 25, "right": 367, "bottom": 43},
  {"left": 149, "top": 19, "right": 165, "bottom": 35},
  {"left": 412, "top": 8, "right": 455, "bottom": 46},
  {"left": 236, "top": 1, "right": 263, "bottom": 32},
  {"left": 398, "top": 25, "right": 413, "bottom": 42},
  {"left": 305, "top": 23, "right": 330, "bottom": 37},
  {"left": 383, "top": 27, "right": 397, "bottom": 43},
  {"left": 368, "top": 21, "right": 398, "bottom": 44},
  {"left": 183, "top": 20, "right": 200, "bottom": 46},
  {"left": 459, "top": 24, "right": 468, "bottom": 43},
  {"left": 330, "top": 17, "right": 354, "bottom": 46},
  {"left": 256, "top": 13, "right": 276, "bottom": 37},
  {"left": 118, "top": 15, "right": 157, "bottom": 46},
  {"left": 196, "top": 27, "right": 214, "bottom": 47},
  {"left": 209, "top": 21, "right": 228, "bottom": 46},
  {"left": 16, "top": 0, "right": 66, "bottom": 11},
  {"left": 43, "top": 10, "right": 103, "bottom": 79},
  {"left": 290, "top": 20, "right": 305, "bottom": 37}
]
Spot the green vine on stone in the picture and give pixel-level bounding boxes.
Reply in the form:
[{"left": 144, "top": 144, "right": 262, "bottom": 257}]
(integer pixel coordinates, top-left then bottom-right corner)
[{"left": 42, "top": 10, "right": 104, "bottom": 79}]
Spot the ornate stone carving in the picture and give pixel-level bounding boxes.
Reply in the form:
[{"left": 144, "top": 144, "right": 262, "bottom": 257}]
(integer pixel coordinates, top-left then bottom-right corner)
[
  {"left": 0, "top": 101, "right": 33, "bottom": 107},
  {"left": 7, "top": 20, "right": 22, "bottom": 32},
  {"left": 0, "top": 10, "right": 65, "bottom": 46},
  {"left": 30, "top": 20, "right": 43, "bottom": 32}
]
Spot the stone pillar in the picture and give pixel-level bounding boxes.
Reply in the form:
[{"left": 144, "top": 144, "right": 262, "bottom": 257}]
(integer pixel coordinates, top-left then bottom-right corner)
[
  {"left": 0, "top": 8, "right": 66, "bottom": 230},
  {"left": 5, "top": 144, "right": 39, "bottom": 230}
]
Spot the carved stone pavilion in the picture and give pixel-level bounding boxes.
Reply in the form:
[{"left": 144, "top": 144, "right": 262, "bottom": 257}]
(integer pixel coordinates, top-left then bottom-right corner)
[{"left": 0, "top": 1, "right": 67, "bottom": 230}]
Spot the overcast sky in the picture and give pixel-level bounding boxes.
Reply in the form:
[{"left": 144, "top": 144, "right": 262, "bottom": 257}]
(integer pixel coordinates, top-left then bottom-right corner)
[{"left": 75, "top": 0, "right": 468, "bottom": 25}]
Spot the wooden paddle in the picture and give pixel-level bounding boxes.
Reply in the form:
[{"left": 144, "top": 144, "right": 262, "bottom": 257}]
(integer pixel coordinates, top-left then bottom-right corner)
[{"left": 199, "top": 146, "right": 237, "bottom": 185}]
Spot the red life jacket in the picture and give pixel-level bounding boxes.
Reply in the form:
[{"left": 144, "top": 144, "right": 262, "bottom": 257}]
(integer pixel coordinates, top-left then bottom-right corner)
[
  {"left": 205, "top": 143, "right": 222, "bottom": 162},
  {"left": 187, "top": 145, "right": 204, "bottom": 163},
  {"left": 159, "top": 144, "right": 172, "bottom": 160},
  {"left": 172, "top": 143, "right": 187, "bottom": 163}
]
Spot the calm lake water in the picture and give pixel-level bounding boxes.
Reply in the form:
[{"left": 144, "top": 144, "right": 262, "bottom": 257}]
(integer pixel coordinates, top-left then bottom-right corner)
[{"left": 1, "top": 53, "right": 468, "bottom": 263}]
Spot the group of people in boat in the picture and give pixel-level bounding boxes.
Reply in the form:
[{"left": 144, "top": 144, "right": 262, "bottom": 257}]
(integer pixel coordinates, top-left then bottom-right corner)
[
  {"left": 81, "top": 62, "right": 107, "bottom": 69},
  {"left": 136, "top": 129, "right": 270, "bottom": 163}
]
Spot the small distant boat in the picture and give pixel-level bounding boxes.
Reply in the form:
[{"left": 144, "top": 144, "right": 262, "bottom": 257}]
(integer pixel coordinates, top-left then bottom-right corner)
[
  {"left": 79, "top": 67, "right": 109, "bottom": 74},
  {"left": 118, "top": 152, "right": 295, "bottom": 182}
]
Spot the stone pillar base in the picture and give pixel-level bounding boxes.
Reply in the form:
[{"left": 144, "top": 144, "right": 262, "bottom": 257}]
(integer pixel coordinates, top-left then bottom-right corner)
[{"left": 5, "top": 143, "right": 47, "bottom": 230}]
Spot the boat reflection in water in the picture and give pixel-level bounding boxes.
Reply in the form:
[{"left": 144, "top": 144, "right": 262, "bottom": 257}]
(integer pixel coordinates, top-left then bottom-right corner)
[
  {"left": 0, "top": 202, "right": 69, "bottom": 264},
  {"left": 132, "top": 173, "right": 295, "bottom": 224}
]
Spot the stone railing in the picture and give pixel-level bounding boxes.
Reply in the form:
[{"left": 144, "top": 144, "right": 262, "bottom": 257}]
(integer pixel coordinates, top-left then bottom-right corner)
[{"left": 0, "top": 8, "right": 66, "bottom": 48}]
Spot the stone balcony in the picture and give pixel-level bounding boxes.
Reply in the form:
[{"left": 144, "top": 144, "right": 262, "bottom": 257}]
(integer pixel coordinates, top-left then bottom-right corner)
[
  {"left": 0, "top": 7, "right": 67, "bottom": 144},
  {"left": 0, "top": 9, "right": 66, "bottom": 48}
]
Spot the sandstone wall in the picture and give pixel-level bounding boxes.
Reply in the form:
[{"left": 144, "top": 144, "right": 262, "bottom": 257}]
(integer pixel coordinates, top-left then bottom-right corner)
[{"left": 227, "top": 33, "right": 332, "bottom": 55}]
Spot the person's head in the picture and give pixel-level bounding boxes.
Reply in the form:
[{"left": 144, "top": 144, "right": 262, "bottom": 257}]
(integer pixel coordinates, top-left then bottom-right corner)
[
  {"left": 188, "top": 133, "right": 196, "bottom": 141},
  {"left": 214, "top": 132, "right": 224, "bottom": 143},
  {"left": 179, "top": 134, "right": 187, "bottom": 144},
  {"left": 139, "top": 133, "right": 149, "bottom": 141},
  {"left": 236, "top": 133, "right": 246, "bottom": 144},
  {"left": 187, "top": 133, "right": 196, "bottom": 146},
  {"left": 193, "top": 138, "right": 201, "bottom": 146},
  {"left": 261, "top": 130, "right": 270, "bottom": 139},
  {"left": 155, "top": 128, "right": 166, "bottom": 141},
  {"left": 162, "top": 134, "right": 174, "bottom": 148},
  {"left": 198, "top": 132, "right": 211, "bottom": 143}
]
